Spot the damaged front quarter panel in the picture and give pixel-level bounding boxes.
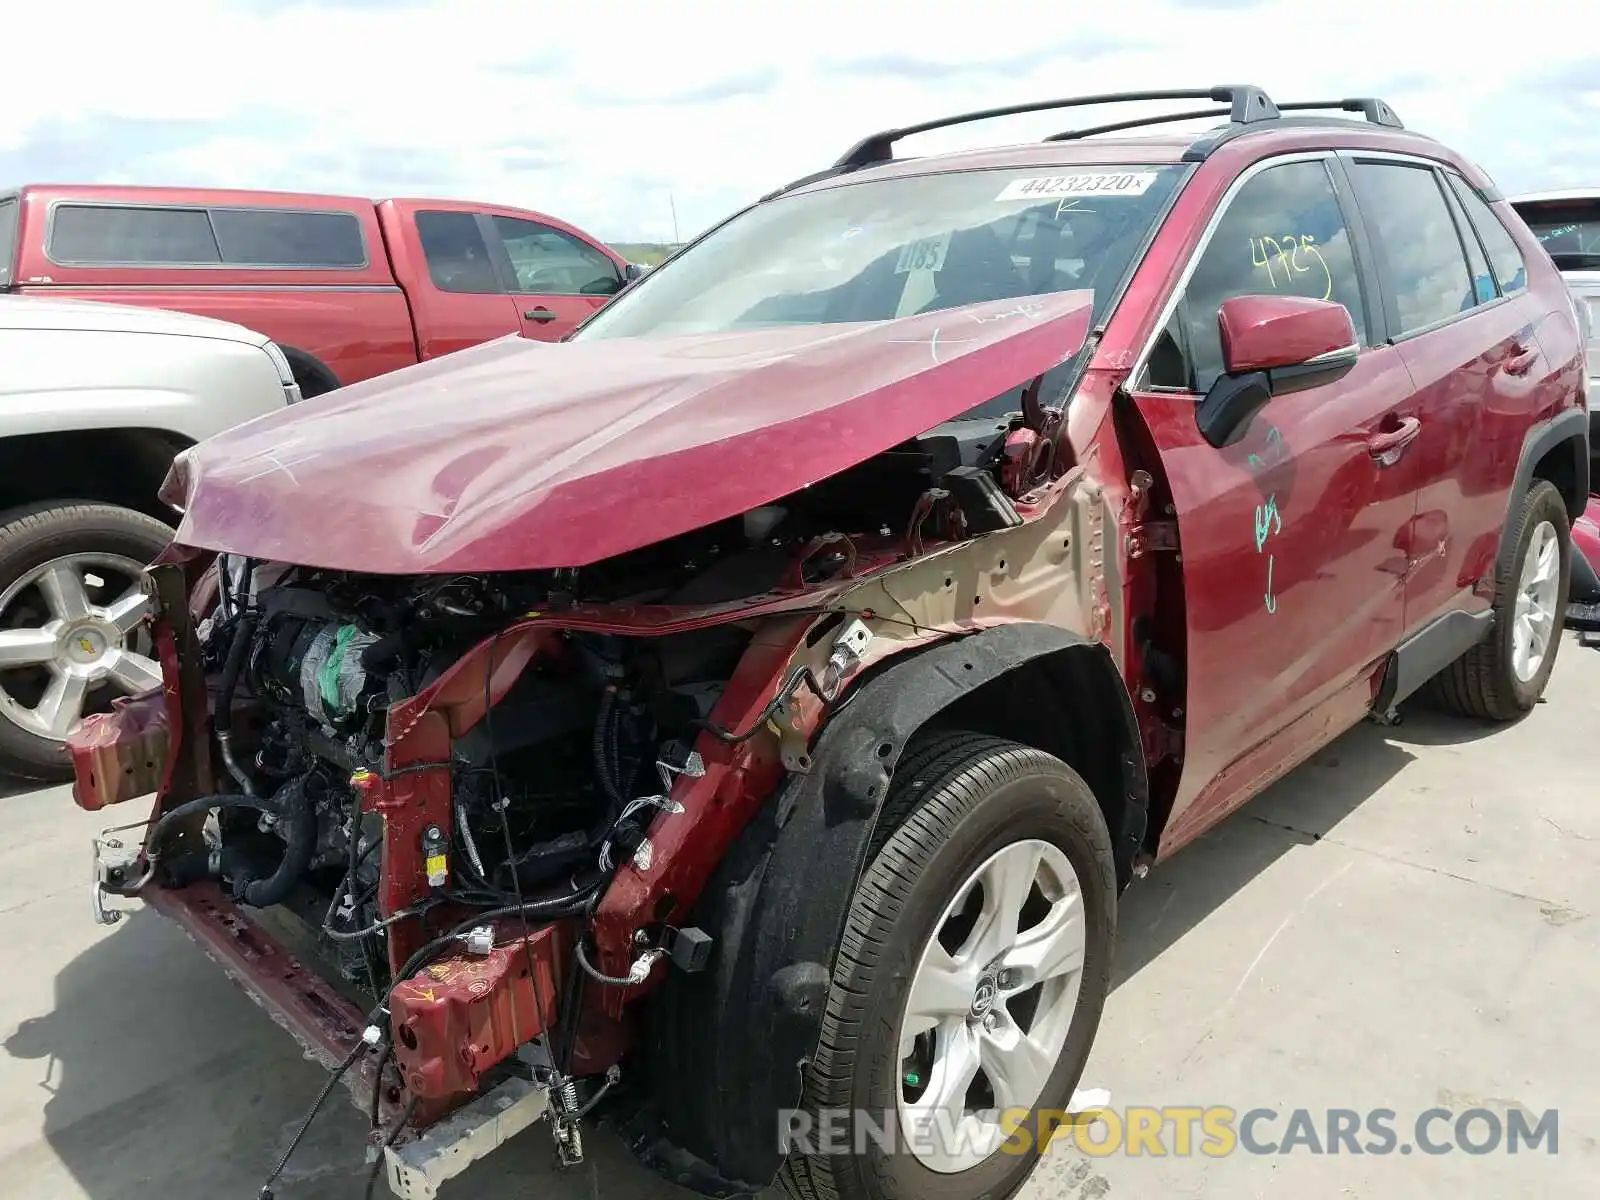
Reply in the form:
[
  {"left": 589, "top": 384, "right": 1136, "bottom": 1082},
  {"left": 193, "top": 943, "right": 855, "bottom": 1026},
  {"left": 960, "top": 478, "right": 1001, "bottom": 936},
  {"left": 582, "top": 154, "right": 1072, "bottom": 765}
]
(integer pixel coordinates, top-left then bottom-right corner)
[{"left": 615, "top": 473, "right": 1146, "bottom": 1195}]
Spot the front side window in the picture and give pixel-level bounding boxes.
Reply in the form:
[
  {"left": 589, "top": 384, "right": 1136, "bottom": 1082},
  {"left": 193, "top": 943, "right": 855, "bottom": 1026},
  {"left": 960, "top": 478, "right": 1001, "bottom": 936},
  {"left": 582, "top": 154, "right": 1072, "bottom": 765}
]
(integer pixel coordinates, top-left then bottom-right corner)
[
  {"left": 491, "top": 216, "right": 620, "bottom": 295},
  {"left": 415, "top": 210, "right": 500, "bottom": 294},
  {"left": 573, "top": 164, "right": 1188, "bottom": 342},
  {"left": 1350, "top": 162, "right": 1473, "bottom": 336},
  {"left": 49, "top": 204, "right": 221, "bottom": 265},
  {"left": 1152, "top": 159, "right": 1367, "bottom": 393}
]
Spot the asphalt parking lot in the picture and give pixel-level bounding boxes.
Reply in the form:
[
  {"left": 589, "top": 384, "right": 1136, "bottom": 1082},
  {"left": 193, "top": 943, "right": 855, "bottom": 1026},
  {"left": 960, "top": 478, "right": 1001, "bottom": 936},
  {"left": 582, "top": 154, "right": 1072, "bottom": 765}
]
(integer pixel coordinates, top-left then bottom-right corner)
[{"left": 3, "top": 639, "right": 1598, "bottom": 1199}]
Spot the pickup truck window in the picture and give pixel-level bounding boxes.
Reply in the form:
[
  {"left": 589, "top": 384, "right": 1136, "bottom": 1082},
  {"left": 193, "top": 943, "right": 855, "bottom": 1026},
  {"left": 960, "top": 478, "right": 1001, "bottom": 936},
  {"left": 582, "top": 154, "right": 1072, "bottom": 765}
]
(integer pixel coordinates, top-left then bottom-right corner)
[
  {"left": 47, "top": 203, "right": 367, "bottom": 269},
  {"left": 209, "top": 208, "right": 365, "bottom": 268},
  {"left": 491, "top": 216, "right": 620, "bottom": 295},
  {"left": 415, "top": 210, "right": 501, "bottom": 294},
  {"left": 50, "top": 204, "right": 222, "bottom": 265}
]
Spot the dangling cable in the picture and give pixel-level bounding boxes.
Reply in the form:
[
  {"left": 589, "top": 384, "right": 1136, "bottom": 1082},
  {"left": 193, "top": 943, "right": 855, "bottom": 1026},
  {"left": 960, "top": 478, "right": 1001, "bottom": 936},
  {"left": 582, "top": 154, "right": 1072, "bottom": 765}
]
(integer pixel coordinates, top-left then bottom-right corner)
[{"left": 362, "top": 1095, "right": 419, "bottom": 1200}]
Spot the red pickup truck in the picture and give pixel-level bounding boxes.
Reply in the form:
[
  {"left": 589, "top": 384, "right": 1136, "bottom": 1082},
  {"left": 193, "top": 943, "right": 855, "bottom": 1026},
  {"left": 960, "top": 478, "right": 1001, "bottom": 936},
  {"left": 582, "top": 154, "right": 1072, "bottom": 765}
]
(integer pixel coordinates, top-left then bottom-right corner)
[{"left": 0, "top": 184, "right": 636, "bottom": 396}]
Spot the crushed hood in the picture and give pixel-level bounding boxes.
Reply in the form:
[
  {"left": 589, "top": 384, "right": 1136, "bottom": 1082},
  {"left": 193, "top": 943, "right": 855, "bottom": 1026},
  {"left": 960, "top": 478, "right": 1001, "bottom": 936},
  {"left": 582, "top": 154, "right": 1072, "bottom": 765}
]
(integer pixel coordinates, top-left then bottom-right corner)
[{"left": 163, "top": 291, "right": 1094, "bottom": 574}]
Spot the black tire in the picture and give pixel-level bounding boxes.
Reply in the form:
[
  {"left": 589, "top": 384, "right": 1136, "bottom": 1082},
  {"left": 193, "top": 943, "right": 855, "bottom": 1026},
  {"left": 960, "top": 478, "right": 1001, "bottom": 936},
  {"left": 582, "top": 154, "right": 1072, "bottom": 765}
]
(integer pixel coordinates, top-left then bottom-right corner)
[
  {"left": 778, "top": 731, "right": 1116, "bottom": 1200},
  {"left": 0, "top": 501, "right": 173, "bottom": 782},
  {"left": 1432, "top": 479, "right": 1571, "bottom": 721}
]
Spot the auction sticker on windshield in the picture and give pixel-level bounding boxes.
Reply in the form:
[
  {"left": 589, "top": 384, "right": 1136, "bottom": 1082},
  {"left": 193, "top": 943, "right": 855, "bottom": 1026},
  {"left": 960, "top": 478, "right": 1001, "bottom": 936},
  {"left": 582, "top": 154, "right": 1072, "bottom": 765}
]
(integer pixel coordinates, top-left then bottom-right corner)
[{"left": 995, "top": 171, "right": 1158, "bottom": 201}]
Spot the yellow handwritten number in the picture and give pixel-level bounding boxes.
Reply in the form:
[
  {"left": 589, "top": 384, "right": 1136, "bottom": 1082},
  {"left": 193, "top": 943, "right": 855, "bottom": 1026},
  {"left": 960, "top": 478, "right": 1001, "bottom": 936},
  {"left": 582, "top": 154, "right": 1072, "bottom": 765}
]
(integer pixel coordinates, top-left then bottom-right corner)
[
  {"left": 1250, "top": 237, "right": 1276, "bottom": 288},
  {"left": 1299, "top": 235, "right": 1332, "bottom": 301}
]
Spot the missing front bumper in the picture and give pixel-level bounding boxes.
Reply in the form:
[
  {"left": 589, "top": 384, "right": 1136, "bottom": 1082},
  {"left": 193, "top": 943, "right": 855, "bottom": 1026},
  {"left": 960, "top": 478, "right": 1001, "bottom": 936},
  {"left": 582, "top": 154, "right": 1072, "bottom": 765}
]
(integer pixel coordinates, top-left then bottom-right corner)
[{"left": 88, "top": 834, "right": 564, "bottom": 1197}]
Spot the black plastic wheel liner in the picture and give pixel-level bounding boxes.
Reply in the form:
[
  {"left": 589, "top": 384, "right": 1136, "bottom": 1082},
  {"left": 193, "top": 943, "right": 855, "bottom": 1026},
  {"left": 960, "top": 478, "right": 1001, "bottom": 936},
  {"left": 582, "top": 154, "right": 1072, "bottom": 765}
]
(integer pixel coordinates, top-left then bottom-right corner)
[{"left": 617, "top": 622, "right": 1148, "bottom": 1196}]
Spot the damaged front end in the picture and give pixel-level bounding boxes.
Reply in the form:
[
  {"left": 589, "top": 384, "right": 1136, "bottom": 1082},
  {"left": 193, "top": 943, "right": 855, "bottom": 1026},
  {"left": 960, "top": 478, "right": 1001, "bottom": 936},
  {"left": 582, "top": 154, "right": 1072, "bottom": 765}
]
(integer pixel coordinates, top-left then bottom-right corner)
[{"left": 69, "top": 294, "right": 1124, "bottom": 1197}]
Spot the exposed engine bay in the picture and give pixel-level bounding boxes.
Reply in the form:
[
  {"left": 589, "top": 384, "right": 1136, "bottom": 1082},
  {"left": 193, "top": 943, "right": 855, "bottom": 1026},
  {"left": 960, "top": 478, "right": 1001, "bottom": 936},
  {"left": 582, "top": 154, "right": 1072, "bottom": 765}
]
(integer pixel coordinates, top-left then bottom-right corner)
[
  {"left": 194, "top": 540, "right": 752, "bottom": 991},
  {"left": 170, "top": 408, "right": 1044, "bottom": 1002}
]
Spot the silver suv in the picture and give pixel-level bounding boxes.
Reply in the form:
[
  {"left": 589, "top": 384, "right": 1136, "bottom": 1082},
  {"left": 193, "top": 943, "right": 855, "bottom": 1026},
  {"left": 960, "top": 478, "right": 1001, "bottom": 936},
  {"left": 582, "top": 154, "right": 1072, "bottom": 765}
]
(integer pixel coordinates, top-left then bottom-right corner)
[
  {"left": 0, "top": 294, "right": 299, "bottom": 778},
  {"left": 1510, "top": 189, "right": 1600, "bottom": 452}
]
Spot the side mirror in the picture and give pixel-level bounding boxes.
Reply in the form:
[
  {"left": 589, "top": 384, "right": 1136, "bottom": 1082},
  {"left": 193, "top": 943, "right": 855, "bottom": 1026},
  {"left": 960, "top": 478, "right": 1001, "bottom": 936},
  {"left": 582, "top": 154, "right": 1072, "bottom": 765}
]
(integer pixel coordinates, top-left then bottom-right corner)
[
  {"left": 1196, "top": 294, "right": 1359, "bottom": 448},
  {"left": 622, "top": 261, "right": 644, "bottom": 282}
]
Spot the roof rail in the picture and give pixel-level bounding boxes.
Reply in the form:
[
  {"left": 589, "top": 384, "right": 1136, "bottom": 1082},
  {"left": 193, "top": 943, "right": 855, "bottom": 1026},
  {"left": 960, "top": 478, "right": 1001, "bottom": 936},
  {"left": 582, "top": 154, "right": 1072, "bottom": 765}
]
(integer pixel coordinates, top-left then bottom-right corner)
[
  {"left": 832, "top": 85, "right": 1279, "bottom": 170},
  {"left": 1044, "top": 105, "right": 1233, "bottom": 142},
  {"left": 1182, "top": 96, "right": 1411, "bottom": 161},
  {"left": 1274, "top": 98, "right": 1403, "bottom": 128}
]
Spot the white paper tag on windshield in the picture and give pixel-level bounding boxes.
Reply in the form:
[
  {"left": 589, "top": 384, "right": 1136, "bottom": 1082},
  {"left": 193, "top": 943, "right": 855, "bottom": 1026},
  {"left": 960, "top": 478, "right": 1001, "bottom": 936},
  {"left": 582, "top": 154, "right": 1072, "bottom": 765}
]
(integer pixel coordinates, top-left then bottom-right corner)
[
  {"left": 894, "top": 232, "right": 951, "bottom": 273},
  {"left": 995, "top": 171, "right": 1158, "bottom": 202}
]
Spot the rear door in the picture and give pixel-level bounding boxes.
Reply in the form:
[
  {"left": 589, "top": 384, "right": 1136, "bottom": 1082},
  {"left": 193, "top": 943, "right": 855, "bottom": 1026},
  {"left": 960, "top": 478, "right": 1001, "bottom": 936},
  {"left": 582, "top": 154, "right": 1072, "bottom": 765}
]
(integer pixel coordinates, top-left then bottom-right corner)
[
  {"left": 405, "top": 207, "right": 522, "bottom": 359},
  {"left": 1345, "top": 157, "right": 1547, "bottom": 634},
  {"left": 481, "top": 212, "right": 624, "bottom": 341},
  {"left": 1129, "top": 154, "right": 1420, "bottom": 847}
]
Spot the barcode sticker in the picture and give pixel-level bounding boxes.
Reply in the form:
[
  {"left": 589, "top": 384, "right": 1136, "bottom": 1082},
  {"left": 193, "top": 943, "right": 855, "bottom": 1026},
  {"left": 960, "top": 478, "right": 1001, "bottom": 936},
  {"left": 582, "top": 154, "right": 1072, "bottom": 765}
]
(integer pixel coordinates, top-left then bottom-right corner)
[{"left": 995, "top": 171, "right": 1158, "bottom": 202}]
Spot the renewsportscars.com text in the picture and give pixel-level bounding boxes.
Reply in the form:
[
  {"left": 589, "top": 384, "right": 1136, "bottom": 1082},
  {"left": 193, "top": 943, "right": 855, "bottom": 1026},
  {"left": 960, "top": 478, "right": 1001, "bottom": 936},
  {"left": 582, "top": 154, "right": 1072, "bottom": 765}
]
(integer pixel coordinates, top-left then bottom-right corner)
[{"left": 780, "top": 1105, "right": 1560, "bottom": 1158}]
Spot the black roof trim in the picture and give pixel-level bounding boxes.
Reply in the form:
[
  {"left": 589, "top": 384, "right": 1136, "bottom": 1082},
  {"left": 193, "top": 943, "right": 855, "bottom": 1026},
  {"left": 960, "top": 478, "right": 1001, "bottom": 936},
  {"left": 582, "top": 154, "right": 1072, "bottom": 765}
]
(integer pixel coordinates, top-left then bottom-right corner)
[
  {"left": 833, "top": 85, "right": 1278, "bottom": 171},
  {"left": 1184, "top": 98, "right": 1412, "bottom": 161},
  {"left": 1044, "top": 106, "right": 1233, "bottom": 142}
]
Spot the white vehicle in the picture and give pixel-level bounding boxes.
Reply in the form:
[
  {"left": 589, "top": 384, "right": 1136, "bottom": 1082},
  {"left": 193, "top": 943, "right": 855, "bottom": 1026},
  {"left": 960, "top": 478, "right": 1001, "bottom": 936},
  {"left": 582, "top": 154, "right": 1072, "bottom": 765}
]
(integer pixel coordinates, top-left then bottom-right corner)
[
  {"left": 0, "top": 295, "right": 300, "bottom": 779},
  {"left": 1510, "top": 189, "right": 1600, "bottom": 448}
]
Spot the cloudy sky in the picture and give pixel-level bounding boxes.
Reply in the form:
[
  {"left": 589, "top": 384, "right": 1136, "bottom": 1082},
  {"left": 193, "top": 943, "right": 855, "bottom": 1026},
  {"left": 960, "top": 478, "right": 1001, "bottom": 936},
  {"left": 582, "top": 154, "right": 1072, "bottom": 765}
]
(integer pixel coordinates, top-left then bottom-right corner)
[{"left": 3, "top": 0, "right": 1596, "bottom": 245}]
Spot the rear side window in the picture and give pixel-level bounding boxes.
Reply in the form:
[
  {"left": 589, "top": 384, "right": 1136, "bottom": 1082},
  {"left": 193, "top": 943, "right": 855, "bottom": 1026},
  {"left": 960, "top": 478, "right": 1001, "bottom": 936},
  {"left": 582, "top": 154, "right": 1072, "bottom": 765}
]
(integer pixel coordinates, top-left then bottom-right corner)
[
  {"left": 209, "top": 208, "right": 365, "bottom": 267},
  {"left": 49, "top": 204, "right": 221, "bottom": 265},
  {"left": 0, "top": 199, "right": 16, "bottom": 285},
  {"left": 1157, "top": 159, "right": 1367, "bottom": 392},
  {"left": 1349, "top": 162, "right": 1473, "bottom": 335},
  {"left": 415, "top": 210, "right": 501, "bottom": 294},
  {"left": 1451, "top": 177, "right": 1528, "bottom": 295},
  {"left": 47, "top": 203, "right": 366, "bottom": 268},
  {"left": 491, "top": 216, "right": 620, "bottom": 295},
  {"left": 1441, "top": 183, "right": 1495, "bottom": 305}
]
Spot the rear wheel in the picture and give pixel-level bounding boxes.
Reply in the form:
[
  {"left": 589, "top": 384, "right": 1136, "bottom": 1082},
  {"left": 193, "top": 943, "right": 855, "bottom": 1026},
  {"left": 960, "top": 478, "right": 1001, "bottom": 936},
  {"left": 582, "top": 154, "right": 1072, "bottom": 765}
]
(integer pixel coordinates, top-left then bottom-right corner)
[
  {"left": 778, "top": 731, "right": 1116, "bottom": 1200},
  {"left": 0, "top": 502, "right": 172, "bottom": 781},
  {"left": 1432, "top": 479, "right": 1570, "bottom": 721}
]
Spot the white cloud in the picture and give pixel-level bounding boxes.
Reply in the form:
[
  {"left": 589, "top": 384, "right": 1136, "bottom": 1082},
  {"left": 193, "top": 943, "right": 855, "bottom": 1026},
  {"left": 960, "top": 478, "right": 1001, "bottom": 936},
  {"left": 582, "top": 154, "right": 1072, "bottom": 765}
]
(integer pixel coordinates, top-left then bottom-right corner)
[{"left": 3, "top": 0, "right": 1597, "bottom": 242}]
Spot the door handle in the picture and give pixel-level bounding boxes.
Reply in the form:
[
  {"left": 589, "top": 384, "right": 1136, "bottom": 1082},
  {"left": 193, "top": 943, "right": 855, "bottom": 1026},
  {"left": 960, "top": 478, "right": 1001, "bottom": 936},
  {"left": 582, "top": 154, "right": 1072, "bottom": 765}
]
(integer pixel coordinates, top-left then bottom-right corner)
[
  {"left": 1367, "top": 416, "right": 1421, "bottom": 464},
  {"left": 1505, "top": 342, "right": 1538, "bottom": 376},
  {"left": 524, "top": 308, "right": 558, "bottom": 323}
]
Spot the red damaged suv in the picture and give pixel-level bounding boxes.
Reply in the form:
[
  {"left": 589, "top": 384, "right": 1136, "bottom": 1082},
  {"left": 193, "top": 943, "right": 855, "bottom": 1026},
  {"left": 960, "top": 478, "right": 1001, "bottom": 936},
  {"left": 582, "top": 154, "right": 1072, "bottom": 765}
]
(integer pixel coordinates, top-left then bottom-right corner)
[{"left": 71, "top": 86, "right": 1586, "bottom": 1200}]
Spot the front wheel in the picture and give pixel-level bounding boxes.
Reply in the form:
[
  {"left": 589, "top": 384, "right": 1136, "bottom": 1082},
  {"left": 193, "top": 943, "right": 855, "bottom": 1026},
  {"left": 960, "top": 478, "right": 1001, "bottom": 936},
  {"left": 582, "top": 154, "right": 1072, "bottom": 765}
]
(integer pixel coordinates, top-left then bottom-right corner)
[
  {"left": 1432, "top": 478, "right": 1571, "bottom": 721},
  {"left": 779, "top": 731, "right": 1116, "bottom": 1200},
  {"left": 0, "top": 502, "right": 173, "bottom": 781}
]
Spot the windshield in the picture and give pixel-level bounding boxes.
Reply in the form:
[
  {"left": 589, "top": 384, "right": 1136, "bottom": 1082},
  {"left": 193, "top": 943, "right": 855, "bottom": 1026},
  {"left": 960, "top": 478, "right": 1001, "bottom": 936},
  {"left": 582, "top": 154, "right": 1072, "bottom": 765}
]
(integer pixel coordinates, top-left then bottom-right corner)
[
  {"left": 575, "top": 164, "right": 1187, "bottom": 342},
  {"left": 1512, "top": 198, "right": 1600, "bottom": 270}
]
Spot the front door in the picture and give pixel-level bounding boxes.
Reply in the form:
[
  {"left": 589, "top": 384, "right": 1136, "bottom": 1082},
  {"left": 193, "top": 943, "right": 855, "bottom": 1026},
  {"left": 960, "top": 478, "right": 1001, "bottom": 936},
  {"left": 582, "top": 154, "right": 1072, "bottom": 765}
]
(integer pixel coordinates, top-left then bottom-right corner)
[
  {"left": 410, "top": 209, "right": 522, "bottom": 359},
  {"left": 1131, "top": 154, "right": 1422, "bottom": 849},
  {"left": 485, "top": 213, "right": 622, "bottom": 341}
]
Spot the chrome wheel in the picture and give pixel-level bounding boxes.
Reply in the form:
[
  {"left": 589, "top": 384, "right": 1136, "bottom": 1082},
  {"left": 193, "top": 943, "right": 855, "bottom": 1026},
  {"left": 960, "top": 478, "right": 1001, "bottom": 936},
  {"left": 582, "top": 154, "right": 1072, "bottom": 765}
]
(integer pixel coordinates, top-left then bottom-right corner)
[
  {"left": 1513, "top": 519, "right": 1560, "bottom": 683},
  {"left": 896, "top": 838, "right": 1085, "bottom": 1173},
  {"left": 0, "top": 554, "right": 160, "bottom": 741}
]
